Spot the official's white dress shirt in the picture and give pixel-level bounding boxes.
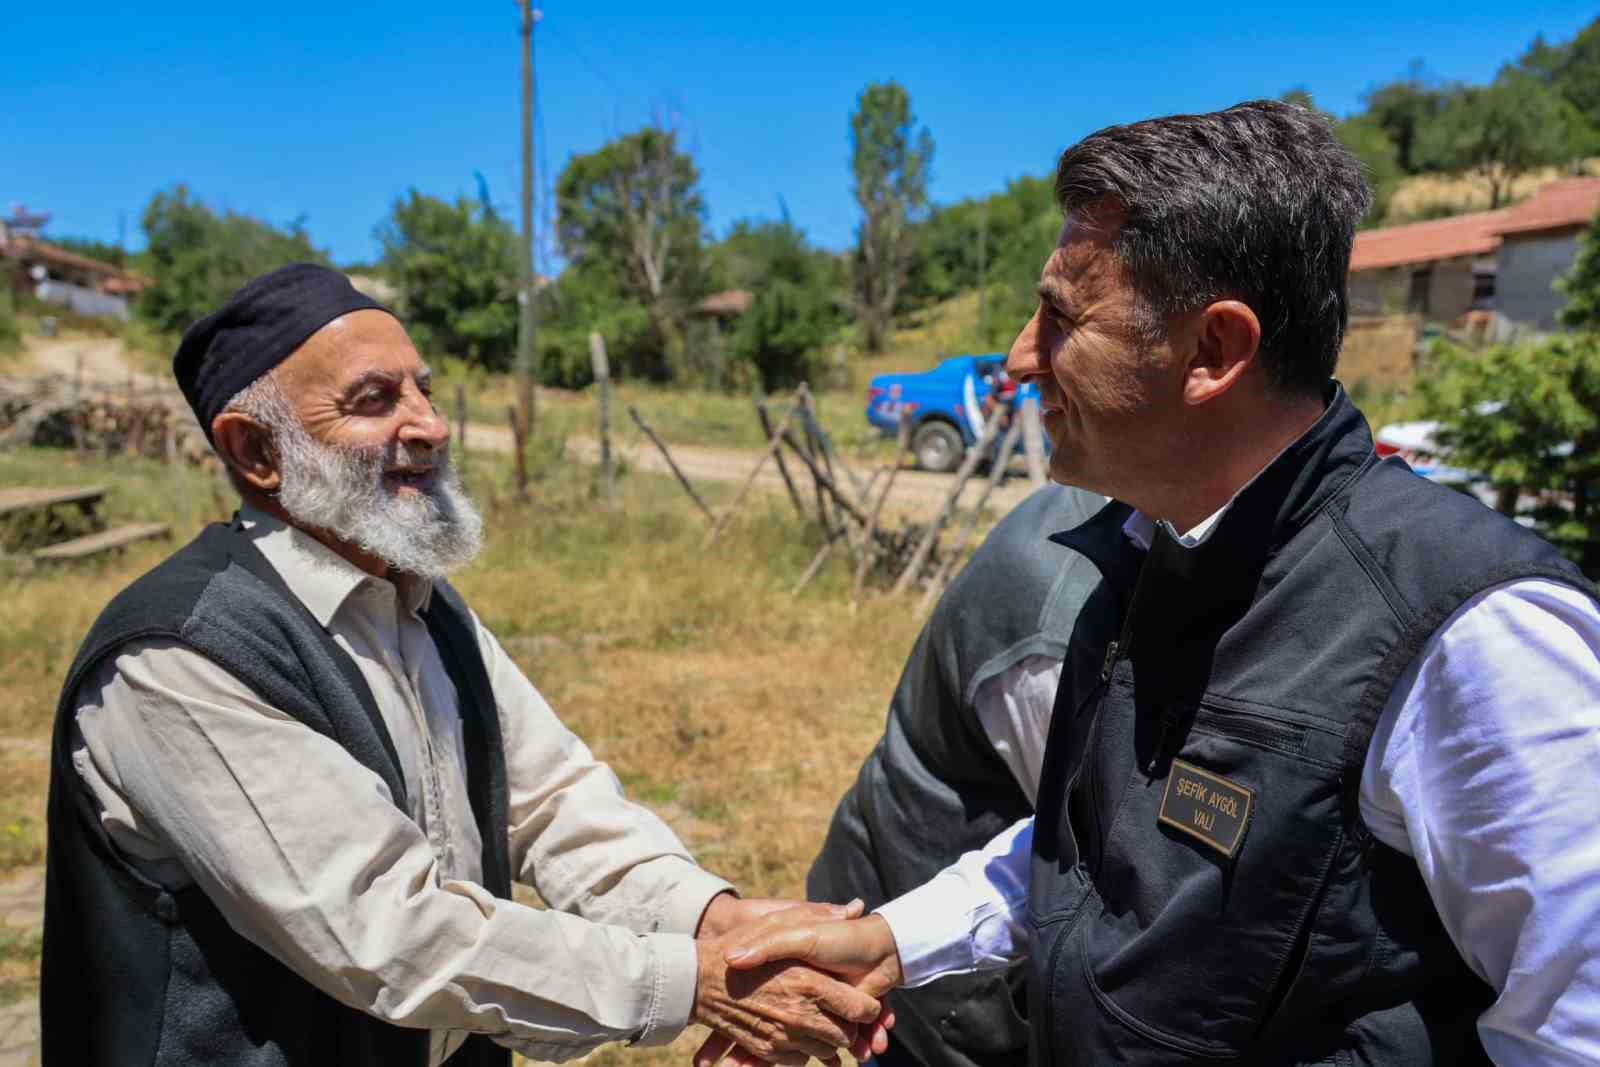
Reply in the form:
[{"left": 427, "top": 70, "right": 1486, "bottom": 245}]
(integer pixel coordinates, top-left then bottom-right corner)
[
  {"left": 72, "top": 507, "right": 732, "bottom": 1065},
  {"left": 883, "top": 507, "right": 1600, "bottom": 1067}
]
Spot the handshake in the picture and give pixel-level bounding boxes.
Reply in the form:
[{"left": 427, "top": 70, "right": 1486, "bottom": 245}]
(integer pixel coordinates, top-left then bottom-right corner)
[{"left": 691, "top": 894, "right": 905, "bottom": 1066}]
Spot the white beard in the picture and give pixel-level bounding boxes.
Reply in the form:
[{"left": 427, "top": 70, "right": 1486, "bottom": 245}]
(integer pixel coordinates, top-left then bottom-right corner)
[{"left": 273, "top": 420, "right": 484, "bottom": 580}]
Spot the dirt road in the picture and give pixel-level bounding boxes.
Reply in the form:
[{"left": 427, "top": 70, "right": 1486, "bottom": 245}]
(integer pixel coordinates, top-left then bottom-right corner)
[
  {"left": 463, "top": 420, "right": 1039, "bottom": 522},
  {"left": 17, "top": 335, "right": 166, "bottom": 392}
]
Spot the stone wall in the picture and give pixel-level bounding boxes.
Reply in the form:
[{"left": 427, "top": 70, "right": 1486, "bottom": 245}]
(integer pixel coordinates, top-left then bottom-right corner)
[{"left": 1348, "top": 256, "right": 1478, "bottom": 323}]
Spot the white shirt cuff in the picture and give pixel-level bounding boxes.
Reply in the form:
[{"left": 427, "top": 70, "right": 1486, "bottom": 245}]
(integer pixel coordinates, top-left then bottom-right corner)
[
  {"left": 874, "top": 872, "right": 990, "bottom": 987},
  {"left": 636, "top": 932, "right": 699, "bottom": 1046},
  {"left": 873, "top": 817, "right": 1033, "bottom": 988}
]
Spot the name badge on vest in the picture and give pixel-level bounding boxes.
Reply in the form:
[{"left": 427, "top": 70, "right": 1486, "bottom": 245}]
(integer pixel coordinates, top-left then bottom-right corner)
[{"left": 1158, "top": 759, "right": 1254, "bottom": 858}]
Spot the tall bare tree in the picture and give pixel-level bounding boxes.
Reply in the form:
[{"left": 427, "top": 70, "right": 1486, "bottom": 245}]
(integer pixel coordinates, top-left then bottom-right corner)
[
  {"left": 556, "top": 124, "right": 706, "bottom": 378},
  {"left": 850, "top": 83, "right": 934, "bottom": 353}
]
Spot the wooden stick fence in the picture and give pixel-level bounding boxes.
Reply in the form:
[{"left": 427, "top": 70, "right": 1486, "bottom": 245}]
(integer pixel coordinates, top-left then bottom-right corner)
[
  {"left": 889, "top": 406, "right": 1007, "bottom": 597},
  {"left": 851, "top": 410, "right": 912, "bottom": 611},
  {"left": 916, "top": 418, "right": 1023, "bottom": 615},
  {"left": 629, "top": 406, "right": 714, "bottom": 523},
  {"left": 702, "top": 386, "right": 805, "bottom": 546}
]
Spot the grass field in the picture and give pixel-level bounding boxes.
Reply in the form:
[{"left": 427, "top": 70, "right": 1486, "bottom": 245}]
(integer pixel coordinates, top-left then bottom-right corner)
[{"left": 0, "top": 442, "right": 933, "bottom": 1058}]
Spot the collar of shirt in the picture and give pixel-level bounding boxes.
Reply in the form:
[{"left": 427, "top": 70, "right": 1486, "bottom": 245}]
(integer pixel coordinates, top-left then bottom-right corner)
[
  {"left": 237, "top": 505, "right": 433, "bottom": 625},
  {"left": 1118, "top": 425, "right": 1315, "bottom": 553}
]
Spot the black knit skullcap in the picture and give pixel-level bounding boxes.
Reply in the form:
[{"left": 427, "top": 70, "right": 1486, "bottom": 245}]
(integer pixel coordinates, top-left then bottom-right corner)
[{"left": 173, "top": 263, "right": 396, "bottom": 443}]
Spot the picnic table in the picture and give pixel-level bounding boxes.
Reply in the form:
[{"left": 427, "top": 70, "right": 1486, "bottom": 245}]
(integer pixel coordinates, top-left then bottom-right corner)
[{"left": 0, "top": 484, "right": 168, "bottom": 561}]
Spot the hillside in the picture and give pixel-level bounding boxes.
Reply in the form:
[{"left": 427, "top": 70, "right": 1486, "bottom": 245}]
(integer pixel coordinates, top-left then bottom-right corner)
[{"left": 1383, "top": 159, "right": 1600, "bottom": 224}]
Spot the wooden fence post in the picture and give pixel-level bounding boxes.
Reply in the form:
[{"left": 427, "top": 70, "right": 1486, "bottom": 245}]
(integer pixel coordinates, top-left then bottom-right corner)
[
  {"left": 589, "top": 333, "right": 614, "bottom": 504},
  {"left": 455, "top": 384, "right": 467, "bottom": 454},
  {"left": 506, "top": 404, "right": 529, "bottom": 500}
]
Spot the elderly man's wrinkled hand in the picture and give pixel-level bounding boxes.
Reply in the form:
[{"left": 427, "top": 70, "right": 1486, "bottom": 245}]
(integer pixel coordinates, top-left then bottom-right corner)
[
  {"left": 692, "top": 912, "right": 904, "bottom": 1067},
  {"left": 691, "top": 932, "right": 882, "bottom": 1067}
]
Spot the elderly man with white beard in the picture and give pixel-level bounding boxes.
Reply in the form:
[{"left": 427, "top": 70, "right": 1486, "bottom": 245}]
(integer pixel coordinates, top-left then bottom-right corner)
[{"left": 40, "top": 264, "right": 889, "bottom": 1067}]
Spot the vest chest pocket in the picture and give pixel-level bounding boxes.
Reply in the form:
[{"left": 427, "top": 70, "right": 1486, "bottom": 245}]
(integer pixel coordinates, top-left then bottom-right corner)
[{"left": 1062, "top": 700, "right": 1347, "bottom": 1058}]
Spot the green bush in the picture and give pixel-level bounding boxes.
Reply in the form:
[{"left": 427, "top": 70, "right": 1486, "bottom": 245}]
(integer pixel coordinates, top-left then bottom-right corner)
[
  {"left": 0, "top": 283, "right": 20, "bottom": 358},
  {"left": 1420, "top": 335, "right": 1600, "bottom": 576}
]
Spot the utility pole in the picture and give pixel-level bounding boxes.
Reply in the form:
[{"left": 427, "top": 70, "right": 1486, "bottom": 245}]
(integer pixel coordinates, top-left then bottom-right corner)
[{"left": 516, "top": 0, "right": 541, "bottom": 441}]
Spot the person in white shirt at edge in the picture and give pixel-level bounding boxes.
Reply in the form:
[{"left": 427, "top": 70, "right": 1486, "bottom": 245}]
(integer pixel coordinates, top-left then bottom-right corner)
[
  {"left": 708, "top": 101, "right": 1600, "bottom": 1067},
  {"left": 42, "top": 264, "right": 891, "bottom": 1067}
]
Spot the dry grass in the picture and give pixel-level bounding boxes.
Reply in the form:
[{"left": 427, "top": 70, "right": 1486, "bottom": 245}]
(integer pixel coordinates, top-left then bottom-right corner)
[
  {"left": 1384, "top": 160, "right": 1600, "bottom": 224},
  {"left": 0, "top": 922, "right": 42, "bottom": 1007},
  {"left": 1341, "top": 315, "right": 1420, "bottom": 392},
  {"left": 867, "top": 290, "right": 994, "bottom": 377},
  {"left": 0, "top": 442, "right": 937, "bottom": 1065}
]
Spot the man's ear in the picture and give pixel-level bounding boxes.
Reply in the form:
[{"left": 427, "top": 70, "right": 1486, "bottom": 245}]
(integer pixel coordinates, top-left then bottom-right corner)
[
  {"left": 1183, "top": 300, "right": 1261, "bottom": 406},
  {"left": 211, "top": 412, "right": 281, "bottom": 494}
]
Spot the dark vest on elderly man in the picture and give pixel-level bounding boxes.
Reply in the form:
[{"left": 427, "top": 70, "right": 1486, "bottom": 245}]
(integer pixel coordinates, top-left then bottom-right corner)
[
  {"left": 1025, "top": 386, "right": 1596, "bottom": 1065},
  {"left": 809, "top": 484, "right": 1105, "bottom": 1067},
  {"left": 41, "top": 517, "right": 512, "bottom": 1067}
]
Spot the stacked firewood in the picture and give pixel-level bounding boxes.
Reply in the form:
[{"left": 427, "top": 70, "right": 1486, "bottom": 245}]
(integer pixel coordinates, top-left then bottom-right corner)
[{"left": 0, "top": 384, "right": 210, "bottom": 464}]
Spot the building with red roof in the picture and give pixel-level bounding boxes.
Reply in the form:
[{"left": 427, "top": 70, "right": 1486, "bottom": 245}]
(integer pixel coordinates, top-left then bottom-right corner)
[
  {"left": 1490, "top": 177, "right": 1600, "bottom": 330},
  {"left": 1347, "top": 177, "right": 1600, "bottom": 331}
]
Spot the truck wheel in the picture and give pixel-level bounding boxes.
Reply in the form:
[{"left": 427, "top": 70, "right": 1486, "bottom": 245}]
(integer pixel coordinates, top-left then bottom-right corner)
[{"left": 913, "top": 421, "right": 964, "bottom": 473}]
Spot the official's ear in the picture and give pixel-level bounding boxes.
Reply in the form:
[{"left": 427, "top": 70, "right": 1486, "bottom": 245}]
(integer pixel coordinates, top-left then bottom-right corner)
[
  {"left": 211, "top": 412, "right": 282, "bottom": 494},
  {"left": 1183, "top": 300, "right": 1261, "bottom": 407}
]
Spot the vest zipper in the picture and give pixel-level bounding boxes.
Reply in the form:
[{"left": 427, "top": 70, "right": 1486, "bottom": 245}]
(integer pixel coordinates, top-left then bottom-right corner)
[
  {"left": 1194, "top": 706, "right": 1307, "bottom": 755},
  {"left": 1100, "top": 640, "right": 1120, "bottom": 683}
]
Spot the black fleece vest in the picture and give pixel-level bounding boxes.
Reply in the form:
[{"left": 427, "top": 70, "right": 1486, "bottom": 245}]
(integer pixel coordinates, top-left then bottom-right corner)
[
  {"left": 1024, "top": 387, "right": 1595, "bottom": 1065},
  {"left": 810, "top": 485, "right": 1105, "bottom": 1067},
  {"left": 42, "top": 518, "right": 512, "bottom": 1067}
]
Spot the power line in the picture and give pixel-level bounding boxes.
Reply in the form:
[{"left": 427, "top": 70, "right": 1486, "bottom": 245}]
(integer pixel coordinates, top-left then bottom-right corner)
[{"left": 541, "top": 18, "right": 627, "bottom": 105}]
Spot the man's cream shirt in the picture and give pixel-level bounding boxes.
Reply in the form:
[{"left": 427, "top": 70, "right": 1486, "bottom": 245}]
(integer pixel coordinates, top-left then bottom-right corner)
[{"left": 71, "top": 506, "right": 731, "bottom": 1064}]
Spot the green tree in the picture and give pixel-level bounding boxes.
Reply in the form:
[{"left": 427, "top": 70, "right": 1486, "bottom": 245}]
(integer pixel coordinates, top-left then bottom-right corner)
[
  {"left": 850, "top": 82, "right": 934, "bottom": 353},
  {"left": 903, "top": 175, "right": 1055, "bottom": 313},
  {"left": 710, "top": 216, "right": 847, "bottom": 390},
  {"left": 138, "top": 185, "right": 328, "bottom": 333},
  {"left": 555, "top": 126, "right": 708, "bottom": 380},
  {"left": 1362, "top": 66, "right": 1448, "bottom": 174},
  {"left": 535, "top": 262, "right": 655, "bottom": 388},
  {"left": 1414, "top": 72, "right": 1583, "bottom": 208},
  {"left": 376, "top": 190, "right": 518, "bottom": 368},
  {"left": 1421, "top": 336, "right": 1600, "bottom": 575},
  {"left": 1336, "top": 116, "right": 1405, "bottom": 226},
  {"left": 1557, "top": 202, "right": 1600, "bottom": 330},
  {"left": 1518, "top": 19, "right": 1600, "bottom": 135}
]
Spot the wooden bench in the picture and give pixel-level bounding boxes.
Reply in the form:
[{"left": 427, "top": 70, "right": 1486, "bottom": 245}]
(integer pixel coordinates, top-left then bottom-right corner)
[
  {"left": 0, "top": 484, "right": 108, "bottom": 523},
  {"left": 33, "top": 522, "right": 169, "bottom": 562}
]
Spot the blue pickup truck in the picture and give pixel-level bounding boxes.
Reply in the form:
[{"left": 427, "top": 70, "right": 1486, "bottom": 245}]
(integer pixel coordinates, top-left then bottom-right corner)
[{"left": 864, "top": 354, "right": 1039, "bottom": 472}]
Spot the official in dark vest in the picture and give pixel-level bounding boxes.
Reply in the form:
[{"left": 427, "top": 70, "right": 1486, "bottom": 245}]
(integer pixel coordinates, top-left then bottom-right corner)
[
  {"left": 706, "top": 101, "right": 1600, "bottom": 1066},
  {"left": 42, "top": 264, "right": 888, "bottom": 1067},
  {"left": 807, "top": 483, "right": 1104, "bottom": 1067}
]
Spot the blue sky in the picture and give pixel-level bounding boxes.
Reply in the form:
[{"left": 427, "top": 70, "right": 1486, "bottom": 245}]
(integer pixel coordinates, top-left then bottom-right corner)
[{"left": 4, "top": 2, "right": 1594, "bottom": 267}]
